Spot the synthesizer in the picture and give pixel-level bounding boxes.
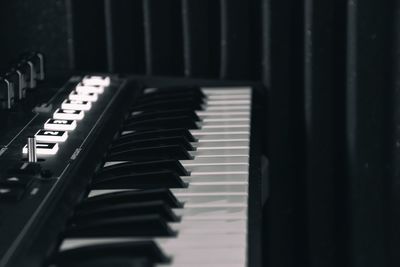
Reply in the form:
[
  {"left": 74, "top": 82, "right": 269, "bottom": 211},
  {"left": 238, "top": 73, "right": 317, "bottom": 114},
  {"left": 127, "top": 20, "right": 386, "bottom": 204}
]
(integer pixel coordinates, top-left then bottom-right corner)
[{"left": 0, "top": 74, "right": 262, "bottom": 267}]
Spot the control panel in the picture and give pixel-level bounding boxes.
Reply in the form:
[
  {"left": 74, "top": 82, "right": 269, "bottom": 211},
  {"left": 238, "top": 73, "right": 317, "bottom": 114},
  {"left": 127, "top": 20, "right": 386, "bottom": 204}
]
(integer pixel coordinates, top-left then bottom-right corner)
[{"left": 0, "top": 73, "right": 133, "bottom": 267}]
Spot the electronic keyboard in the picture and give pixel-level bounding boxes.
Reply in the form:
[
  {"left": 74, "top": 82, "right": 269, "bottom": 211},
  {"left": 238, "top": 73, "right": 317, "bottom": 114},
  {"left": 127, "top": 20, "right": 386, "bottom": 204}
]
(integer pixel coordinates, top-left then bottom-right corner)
[{"left": 0, "top": 74, "right": 262, "bottom": 267}]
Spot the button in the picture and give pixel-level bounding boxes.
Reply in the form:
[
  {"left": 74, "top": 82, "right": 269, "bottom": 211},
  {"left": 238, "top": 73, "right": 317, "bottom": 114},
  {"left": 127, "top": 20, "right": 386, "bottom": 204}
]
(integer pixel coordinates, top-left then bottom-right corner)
[
  {"left": 22, "top": 142, "right": 59, "bottom": 155},
  {"left": 76, "top": 83, "right": 104, "bottom": 94},
  {"left": 44, "top": 119, "right": 77, "bottom": 131},
  {"left": 53, "top": 108, "right": 84, "bottom": 120},
  {"left": 61, "top": 99, "right": 91, "bottom": 111},
  {"left": 82, "top": 75, "right": 110, "bottom": 86},
  {"left": 0, "top": 186, "right": 25, "bottom": 201},
  {"left": 35, "top": 129, "right": 68, "bottom": 142},
  {"left": 69, "top": 91, "right": 98, "bottom": 102}
]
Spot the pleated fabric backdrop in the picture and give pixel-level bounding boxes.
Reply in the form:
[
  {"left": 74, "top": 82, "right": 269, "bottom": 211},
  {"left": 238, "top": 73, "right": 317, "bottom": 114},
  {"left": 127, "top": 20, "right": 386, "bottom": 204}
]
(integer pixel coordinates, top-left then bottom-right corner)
[{"left": 0, "top": 1, "right": 399, "bottom": 266}]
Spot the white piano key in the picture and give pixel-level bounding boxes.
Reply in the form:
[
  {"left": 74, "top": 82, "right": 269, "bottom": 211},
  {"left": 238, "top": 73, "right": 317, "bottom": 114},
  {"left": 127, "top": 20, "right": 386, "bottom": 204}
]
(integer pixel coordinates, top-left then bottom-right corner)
[
  {"left": 205, "top": 105, "right": 250, "bottom": 111},
  {"left": 195, "top": 134, "right": 250, "bottom": 140},
  {"left": 61, "top": 99, "right": 92, "bottom": 111},
  {"left": 191, "top": 129, "right": 250, "bottom": 135},
  {"left": 44, "top": 119, "right": 77, "bottom": 131},
  {"left": 201, "top": 118, "right": 249, "bottom": 122},
  {"left": 197, "top": 138, "right": 248, "bottom": 142},
  {"left": 22, "top": 142, "right": 59, "bottom": 155},
  {"left": 163, "top": 248, "right": 246, "bottom": 264},
  {"left": 201, "top": 123, "right": 249, "bottom": 128},
  {"left": 172, "top": 184, "right": 248, "bottom": 195},
  {"left": 179, "top": 195, "right": 248, "bottom": 207},
  {"left": 192, "top": 141, "right": 249, "bottom": 148},
  {"left": 196, "top": 111, "right": 250, "bottom": 117},
  {"left": 195, "top": 146, "right": 249, "bottom": 150},
  {"left": 182, "top": 176, "right": 248, "bottom": 185},
  {"left": 206, "top": 100, "right": 251, "bottom": 105},
  {"left": 35, "top": 129, "right": 68, "bottom": 142},
  {"left": 170, "top": 219, "right": 246, "bottom": 232},
  {"left": 184, "top": 164, "right": 248, "bottom": 173},
  {"left": 174, "top": 206, "right": 247, "bottom": 220},
  {"left": 191, "top": 148, "right": 249, "bottom": 157},
  {"left": 206, "top": 94, "right": 251, "bottom": 100},
  {"left": 53, "top": 108, "right": 84, "bottom": 120},
  {"left": 201, "top": 87, "right": 251, "bottom": 94},
  {"left": 180, "top": 156, "right": 249, "bottom": 165},
  {"left": 69, "top": 90, "right": 98, "bottom": 102},
  {"left": 82, "top": 75, "right": 110, "bottom": 86}
]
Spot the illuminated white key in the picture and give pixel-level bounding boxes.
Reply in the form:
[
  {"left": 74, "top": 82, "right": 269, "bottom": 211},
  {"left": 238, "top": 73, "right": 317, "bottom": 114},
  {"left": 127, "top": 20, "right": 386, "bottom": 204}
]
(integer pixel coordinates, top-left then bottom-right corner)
[
  {"left": 82, "top": 75, "right": 111, "bottom": 86},
  {"left": 69, "top": 91, "right": 98, "bottom": 102},
  {"left": 61, "top": 99, "right": 91, "bottom": 111},
  {"left": 76, "top": 82, "right": 104, "bottom": 94},
  {"left": 53, "top": 108, "right": 84, "bottom": 120},
  {"left": 35, "top": 129, "right": 68, "bottom": 142},
  {"left": 22, "top": 142, "right": 59, "bottom": 155},
  {"left": 44, "top": 119, "right": 76, "bottom": 131}
]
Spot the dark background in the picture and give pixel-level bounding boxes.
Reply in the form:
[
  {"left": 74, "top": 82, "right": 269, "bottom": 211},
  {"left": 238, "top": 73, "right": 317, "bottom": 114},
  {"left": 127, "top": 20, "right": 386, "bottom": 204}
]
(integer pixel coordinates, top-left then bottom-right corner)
[{"left": 1, "top": 1, "right": 399, "bottom": 266}]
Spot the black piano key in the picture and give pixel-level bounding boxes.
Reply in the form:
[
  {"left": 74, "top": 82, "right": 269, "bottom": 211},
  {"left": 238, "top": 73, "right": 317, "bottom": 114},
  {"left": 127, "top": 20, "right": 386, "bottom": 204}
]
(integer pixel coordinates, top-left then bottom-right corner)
[
  {"left": 80, "top": 189, "right": 182, "bottom": 209},
  {"left": 65, "top": 215, "right": 176, "bottom": 237},
  {"left": 115, "top": 128, "right": 196, "bottom": 143},
  {"left": 123, "top": 116, "right": 199, "bottom": 130},
  {"left": 143, "top": 85, "right": 204, "bottom": 97},
  {"left": 132, "top": 98, "right": 203, "bottom": 110},
  {"left": 108, "top": 145, "right": 193, "bottom": 161},
  {"left": 54, "top": 241, "right": 169, "bottom": 265},
  {"left": 92, "top": 170, "right": 187, "bottom": 189},
  {"left": 73, "top": 200, "right": 179, "bottom": 222},
  {"left": 127, "top": 109, "right": 201, "bottom": 123},
  {"left": 110, "top": 136, "right": 194, "bottom": 152},
  {"left": 56, "top": 257, "right": 151, "bottom": 267},
  {"left": 136, "top": 90, "right": 205, "bottom": 103},
  {"left": 98, "top": 160, "right": 189, "bottom": 177}
]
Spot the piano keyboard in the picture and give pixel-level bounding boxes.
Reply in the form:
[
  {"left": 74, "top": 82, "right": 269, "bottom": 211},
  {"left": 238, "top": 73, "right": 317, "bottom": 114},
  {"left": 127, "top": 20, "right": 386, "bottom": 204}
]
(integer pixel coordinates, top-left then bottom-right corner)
[{"left": 52, "top": 86, "right": 253, "bottom": 267}]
